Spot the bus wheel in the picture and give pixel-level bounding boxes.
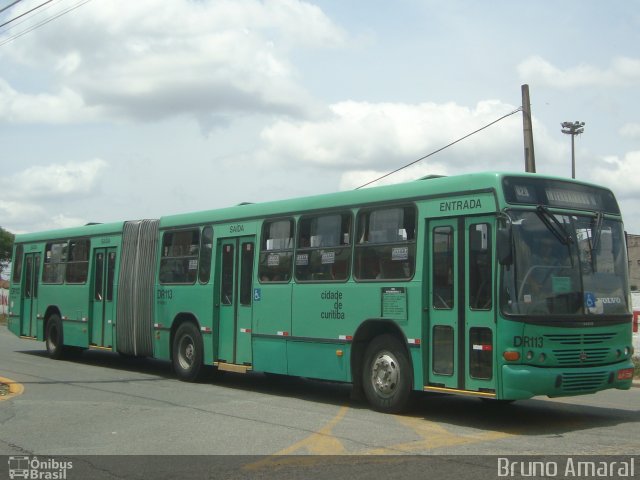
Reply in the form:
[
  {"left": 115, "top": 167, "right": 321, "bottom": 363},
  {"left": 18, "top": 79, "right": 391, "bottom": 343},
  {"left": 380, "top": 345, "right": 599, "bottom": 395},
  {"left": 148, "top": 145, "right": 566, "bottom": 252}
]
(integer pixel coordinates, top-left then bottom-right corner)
[
  {"left": 172, "top": 322, "right": 203, "bottom": 382},
  {"left": 45, "top": 315, "right": 65, "bottom": 360},
  {"left": 362, "top": 334, "right": 412, "bottom": 413}
]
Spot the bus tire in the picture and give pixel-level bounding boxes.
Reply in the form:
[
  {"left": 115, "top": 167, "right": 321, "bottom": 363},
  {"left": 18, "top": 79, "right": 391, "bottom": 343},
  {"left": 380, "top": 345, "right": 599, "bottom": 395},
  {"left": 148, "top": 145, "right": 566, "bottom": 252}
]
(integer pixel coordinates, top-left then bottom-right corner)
[
  {"left": 45, "top": 315, "right": 65, "bottom": 360},
  {"left": 362, "top": 334, "right": 412, "bottom": 413},
  {"left": 172, "top": 322, "right": 203, "bottom": 382}
]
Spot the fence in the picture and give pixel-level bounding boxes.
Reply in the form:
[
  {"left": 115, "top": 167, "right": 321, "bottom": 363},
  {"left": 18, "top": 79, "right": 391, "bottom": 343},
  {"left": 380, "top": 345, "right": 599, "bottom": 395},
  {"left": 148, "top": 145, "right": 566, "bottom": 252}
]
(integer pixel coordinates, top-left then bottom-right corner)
[{"left": 0, "top": 288, "right": 7, "bottom": 315}]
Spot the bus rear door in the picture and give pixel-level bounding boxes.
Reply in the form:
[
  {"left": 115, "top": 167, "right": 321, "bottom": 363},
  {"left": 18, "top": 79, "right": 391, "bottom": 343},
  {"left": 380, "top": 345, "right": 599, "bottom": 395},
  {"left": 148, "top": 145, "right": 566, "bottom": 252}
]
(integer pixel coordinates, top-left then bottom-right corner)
[
  {"left": 217, "top": 236, "right": 255, "bottom": 368},
  {"left": 426, "top": 216, "right": 496, "bottom": 398},
  {"left": 20, "top": 252, "right": 40, "bottom": 338},
  {"left": 91, "top": 248, "right": 117, "bottom": 348}
]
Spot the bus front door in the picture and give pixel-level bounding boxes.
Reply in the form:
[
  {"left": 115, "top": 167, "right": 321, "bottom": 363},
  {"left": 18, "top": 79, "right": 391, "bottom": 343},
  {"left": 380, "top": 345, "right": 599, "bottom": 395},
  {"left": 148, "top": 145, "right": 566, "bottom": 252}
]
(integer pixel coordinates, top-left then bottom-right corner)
[
  {"left": 20, "top": 253, "right": 40, "bottom": 337},
  {"left": 217, "top": 236, "right": 255, "bottom": 367},
  {"left": 91, "top": 248, "right": 117, "bottom": 348},
  {"left": 426, "top": 217, "right": 496, "bottom": 397}
]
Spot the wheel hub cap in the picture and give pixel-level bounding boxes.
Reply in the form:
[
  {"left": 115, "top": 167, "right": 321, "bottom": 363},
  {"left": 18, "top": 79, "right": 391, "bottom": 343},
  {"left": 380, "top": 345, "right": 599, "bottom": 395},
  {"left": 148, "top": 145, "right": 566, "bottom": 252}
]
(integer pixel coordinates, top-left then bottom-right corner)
[{"left": 371, "top": 353, "right": 399, "bottom": 398}]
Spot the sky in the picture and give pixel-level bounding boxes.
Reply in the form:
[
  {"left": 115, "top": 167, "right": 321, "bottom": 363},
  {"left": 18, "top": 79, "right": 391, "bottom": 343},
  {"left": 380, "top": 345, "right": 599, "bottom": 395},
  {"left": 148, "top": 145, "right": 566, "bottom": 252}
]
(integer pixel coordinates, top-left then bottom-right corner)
[{"left": 0, "top": 0, "right": 639, "bottom": 237}]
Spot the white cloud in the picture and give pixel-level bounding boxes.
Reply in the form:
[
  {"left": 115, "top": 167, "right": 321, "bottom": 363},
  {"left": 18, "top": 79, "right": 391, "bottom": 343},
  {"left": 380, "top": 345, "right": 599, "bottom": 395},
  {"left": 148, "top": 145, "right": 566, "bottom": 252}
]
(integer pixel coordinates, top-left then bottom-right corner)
[
  {"left": 0, "top": 0, "right": 345, "bottom": 126},
  {"left": 620, "top": 123, "right": 640, "bottom": 139},
  {"left": 259, "top": 99, "right": 527, "bottom": 187},
  {"left": 0, "top": 200, "right": 86, "bottom": 234},
  {"left": 518, "top": 56, "right": 640, "bottom": 88},
  {"left": 1, "top": 158, "right": 108, "bottom": 200},
  {"left": 588, "top": 152, "right": 640, "bottom": 200},
  {"left": 0, "top": 78, "right": 103, "bottom": 124}
]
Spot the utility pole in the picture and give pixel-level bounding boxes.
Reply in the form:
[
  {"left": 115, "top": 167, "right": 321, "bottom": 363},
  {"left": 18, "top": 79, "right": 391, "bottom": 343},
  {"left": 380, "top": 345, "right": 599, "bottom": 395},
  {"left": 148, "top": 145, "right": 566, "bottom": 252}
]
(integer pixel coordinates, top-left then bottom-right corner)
[
  {"left": 521, "top": 84, "right": 536, "bottom": 173},
  {"left": 561, "top": 121, "right": 585, "bottom": 179}
]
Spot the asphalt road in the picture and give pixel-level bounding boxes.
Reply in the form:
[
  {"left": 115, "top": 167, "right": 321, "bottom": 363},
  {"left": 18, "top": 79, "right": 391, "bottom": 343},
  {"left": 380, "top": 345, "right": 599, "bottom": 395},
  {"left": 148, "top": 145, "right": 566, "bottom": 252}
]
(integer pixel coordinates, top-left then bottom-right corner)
[{"left": 0, "top": 325, "right": 639, "bottom": 478}]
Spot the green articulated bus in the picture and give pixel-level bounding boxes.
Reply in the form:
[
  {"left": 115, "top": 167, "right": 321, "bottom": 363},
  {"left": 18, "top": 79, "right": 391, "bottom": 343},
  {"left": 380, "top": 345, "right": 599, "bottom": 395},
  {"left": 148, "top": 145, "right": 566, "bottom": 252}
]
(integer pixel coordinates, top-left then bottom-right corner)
[{"left": 7, "top": 172, "right": 635, "bottom": 412}]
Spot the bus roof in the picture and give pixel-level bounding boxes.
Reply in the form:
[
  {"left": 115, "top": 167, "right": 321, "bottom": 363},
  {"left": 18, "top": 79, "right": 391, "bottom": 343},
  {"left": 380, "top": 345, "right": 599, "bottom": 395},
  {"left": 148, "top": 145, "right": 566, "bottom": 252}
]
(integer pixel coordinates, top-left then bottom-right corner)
[
  {"left": 159, "top": 171, "right": 506, "bottom": 229},
  {"left": 15, "top": 221, "right": 125, "bottom": 244},
  {"left": 13, "top": 171, "right": 618, "bottom": 241}
]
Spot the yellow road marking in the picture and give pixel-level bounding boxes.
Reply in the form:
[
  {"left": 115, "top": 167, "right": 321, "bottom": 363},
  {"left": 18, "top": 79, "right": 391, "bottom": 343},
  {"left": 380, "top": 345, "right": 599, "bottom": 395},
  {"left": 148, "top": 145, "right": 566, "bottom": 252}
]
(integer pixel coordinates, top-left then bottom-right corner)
[
  {"left": 244, "top": 401, "right": 516, "bottom": 475},
  {"left": 0, "top": 376, "right": 24, "bottom": 401},
  {"left": 244, "top": 405, "right": 349, "bottom": 472},
  {"left": 274, "top": 404, "right": 349, "bottom": 455},
  {"left": 364, "top": 414, "right": 512, "bottom": 454}
]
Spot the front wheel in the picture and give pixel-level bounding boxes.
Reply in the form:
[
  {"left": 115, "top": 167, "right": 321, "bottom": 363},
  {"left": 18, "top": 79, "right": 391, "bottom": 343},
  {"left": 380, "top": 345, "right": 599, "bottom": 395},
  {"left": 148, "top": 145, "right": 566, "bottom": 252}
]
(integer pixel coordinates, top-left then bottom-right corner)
[
  {"left": 45, "top": 315, "right": 65, "bottom": 360},
  {"left": 362, "top": 334, "right": 412, "bottom": 413},
  {"left": 172, "top": 322, "right": 203, "bottom": 382}
]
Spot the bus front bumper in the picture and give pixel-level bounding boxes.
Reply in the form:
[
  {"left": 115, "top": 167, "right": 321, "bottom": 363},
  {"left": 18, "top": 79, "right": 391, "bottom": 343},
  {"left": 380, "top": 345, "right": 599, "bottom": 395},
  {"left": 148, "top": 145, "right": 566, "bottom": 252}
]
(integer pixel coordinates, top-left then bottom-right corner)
[{"left": 501, "top": 360, "right": 634, "bottom": 400}]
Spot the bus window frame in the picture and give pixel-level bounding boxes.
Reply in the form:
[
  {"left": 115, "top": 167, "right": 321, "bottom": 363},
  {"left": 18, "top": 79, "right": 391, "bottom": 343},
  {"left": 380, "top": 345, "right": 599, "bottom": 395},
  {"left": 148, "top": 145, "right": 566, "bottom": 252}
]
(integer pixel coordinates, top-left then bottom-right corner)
[
  {"left": 159, "top": 228, "right": 201, "bottom": 285},
  {"left": 258, "top": 217, "right": 295, "bottom": 284},
  {"left": 198, "top": 226, "right": 214, "bottom": 285},
  {"left": 294, "top": 211, "right": 353, "bottom": 284},
  {"left": 65, "top": 237, "right": 90, "bottom": 284},
  {"left": 12, "top": 244, "right": 24, "bottom": 284},
  {"left": 42, "top": 240, "right": 68, "bottom": 284},
  {"left": 353, "top": 204, "right": 417, "bottom": 283}
]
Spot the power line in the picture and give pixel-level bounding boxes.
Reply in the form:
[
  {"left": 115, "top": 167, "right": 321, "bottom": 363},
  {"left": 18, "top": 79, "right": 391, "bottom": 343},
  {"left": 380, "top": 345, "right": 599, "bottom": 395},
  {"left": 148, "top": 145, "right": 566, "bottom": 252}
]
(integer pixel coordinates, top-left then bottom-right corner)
[
  {"left": 355, "top": 106, "right": 523, "bottom": 189},
  {"left": 0, "top": 0, "right": 93, "bottom": 47},
  {"left": 0, "top": 0, "right": 25, "bottom": 15},
  {"left": 0, "top": 0, "right": 54, "bottom": 29},
  {"left": 0, "top": 0, "right": 65, "bottom": 34}
]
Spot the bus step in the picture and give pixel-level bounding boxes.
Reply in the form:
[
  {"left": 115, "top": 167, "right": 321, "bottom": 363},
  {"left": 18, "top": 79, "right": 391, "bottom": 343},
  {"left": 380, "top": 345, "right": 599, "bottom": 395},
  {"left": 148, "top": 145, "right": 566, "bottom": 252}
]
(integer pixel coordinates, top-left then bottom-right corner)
[
  {"left": 89, "top": 345, "right": 113, "bottom": 351},
  {"left": 424, "top": 385, "right": 496, "bottom": 398},
  {"left": 215, "top": 362, "right": 252, "bottom": 374}
]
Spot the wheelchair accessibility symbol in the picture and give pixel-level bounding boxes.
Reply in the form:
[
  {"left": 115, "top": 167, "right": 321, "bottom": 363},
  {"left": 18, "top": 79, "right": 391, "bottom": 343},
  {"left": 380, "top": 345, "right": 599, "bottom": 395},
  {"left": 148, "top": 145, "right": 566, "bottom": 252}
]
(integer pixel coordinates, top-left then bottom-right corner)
[
  {"left": 253, "top": 288, "right": 261, "bottom": 302},
  {"left": 585, "top": 292, "right": 596, "bottom": 309}
]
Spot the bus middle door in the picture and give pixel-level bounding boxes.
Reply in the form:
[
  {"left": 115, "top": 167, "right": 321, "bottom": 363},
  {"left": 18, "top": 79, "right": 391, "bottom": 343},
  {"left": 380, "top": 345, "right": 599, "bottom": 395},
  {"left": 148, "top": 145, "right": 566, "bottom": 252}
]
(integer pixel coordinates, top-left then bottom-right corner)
[{"left": 217, "top": 236, "right": 255, "bottom": 367}]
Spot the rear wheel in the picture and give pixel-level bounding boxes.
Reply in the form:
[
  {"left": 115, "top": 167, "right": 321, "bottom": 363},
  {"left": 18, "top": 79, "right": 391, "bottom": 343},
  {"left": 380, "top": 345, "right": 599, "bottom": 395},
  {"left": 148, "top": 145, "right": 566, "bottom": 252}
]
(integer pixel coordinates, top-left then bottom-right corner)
[
  {"left": 45, "top": 315, "right": 65, "bottom": 359},
  {"left": 362, "top": 334, "right": 412, "bottom": 413},
  {"left": 172, "top": 322, "right": 203, "bottom": 382}
]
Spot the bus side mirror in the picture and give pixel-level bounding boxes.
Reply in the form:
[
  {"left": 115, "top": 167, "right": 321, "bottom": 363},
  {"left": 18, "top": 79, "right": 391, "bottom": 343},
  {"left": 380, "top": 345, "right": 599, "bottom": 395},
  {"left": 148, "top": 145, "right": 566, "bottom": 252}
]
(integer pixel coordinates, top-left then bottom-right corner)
[{"left": 497, "top": 228, "right": 513, "bottom": 266}]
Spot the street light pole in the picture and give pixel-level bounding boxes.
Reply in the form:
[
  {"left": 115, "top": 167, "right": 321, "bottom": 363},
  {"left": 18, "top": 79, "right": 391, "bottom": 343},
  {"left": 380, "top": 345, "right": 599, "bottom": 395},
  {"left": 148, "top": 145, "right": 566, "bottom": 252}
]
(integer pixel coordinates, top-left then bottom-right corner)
[{"left": 561, "top": 121, "right": 585, "bottom": 179}]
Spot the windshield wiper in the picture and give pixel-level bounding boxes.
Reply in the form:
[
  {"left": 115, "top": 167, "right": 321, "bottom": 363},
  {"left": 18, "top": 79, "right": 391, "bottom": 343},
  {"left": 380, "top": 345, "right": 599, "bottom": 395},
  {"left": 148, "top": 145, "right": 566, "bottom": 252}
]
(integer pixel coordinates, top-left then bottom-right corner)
[
  {"left": 535, "top": 205, "right": 573, "bottom": 246},
  {"left": 591, "top": 211, "right": 604, "bottom": 252}
]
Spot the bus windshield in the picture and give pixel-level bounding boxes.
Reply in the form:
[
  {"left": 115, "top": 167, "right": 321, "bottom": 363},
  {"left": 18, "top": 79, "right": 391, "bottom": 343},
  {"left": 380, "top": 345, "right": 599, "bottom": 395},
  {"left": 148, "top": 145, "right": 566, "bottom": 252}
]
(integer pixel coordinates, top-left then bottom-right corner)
[{"left": 501, "top": 210, "right": 629, "bottom": 317}]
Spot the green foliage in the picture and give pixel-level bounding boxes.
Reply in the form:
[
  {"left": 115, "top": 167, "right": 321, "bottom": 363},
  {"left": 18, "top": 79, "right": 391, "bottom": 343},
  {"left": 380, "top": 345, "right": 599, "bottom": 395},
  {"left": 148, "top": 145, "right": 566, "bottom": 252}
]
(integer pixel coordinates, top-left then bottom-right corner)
[{"left": 0, "top": 226, "right": 14, "bottom": 278}]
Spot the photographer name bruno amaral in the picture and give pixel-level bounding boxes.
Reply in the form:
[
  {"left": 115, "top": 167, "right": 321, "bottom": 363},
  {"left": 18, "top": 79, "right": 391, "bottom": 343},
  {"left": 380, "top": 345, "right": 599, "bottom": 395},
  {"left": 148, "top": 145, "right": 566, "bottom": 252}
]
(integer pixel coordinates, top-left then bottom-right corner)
[{"left": 498, "top": 457, "right": 636, "bottom": 478}]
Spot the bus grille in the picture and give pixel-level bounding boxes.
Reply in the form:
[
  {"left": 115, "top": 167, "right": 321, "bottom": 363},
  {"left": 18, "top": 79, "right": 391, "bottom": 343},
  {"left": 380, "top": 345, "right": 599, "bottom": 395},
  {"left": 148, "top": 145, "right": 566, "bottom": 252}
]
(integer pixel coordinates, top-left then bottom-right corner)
[
  {"left": 560, "top": 371, "right": 608, "bottom": 392},
  {"left": 552, "top": 348, "right": 609, "bottom": 365},
  {"left": 543, "top": 333, "right": 616, "bottom": 345},
  {"left": 543, "top": 333, "right": 616, "bottom": 367}
]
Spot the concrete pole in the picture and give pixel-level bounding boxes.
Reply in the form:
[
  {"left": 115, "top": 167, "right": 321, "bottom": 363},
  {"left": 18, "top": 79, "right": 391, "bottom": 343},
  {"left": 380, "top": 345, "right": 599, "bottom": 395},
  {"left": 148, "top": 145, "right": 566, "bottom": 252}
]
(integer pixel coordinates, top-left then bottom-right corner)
[{"left": 521, "top": 84, "right": 536, "bottom": 173}]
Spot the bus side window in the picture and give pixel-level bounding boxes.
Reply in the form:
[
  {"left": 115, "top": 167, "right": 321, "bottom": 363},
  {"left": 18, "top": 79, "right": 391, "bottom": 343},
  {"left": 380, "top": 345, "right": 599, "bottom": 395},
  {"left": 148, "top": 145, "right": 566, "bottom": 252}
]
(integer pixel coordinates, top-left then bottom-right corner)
[
  {"left": 12, "top": 244, "right": 23, "bottom": 284},
  {"left": 198, "top": 226, "right": 214, "bottom": 284},
  {"left": 295, "top": 213, "right": 351, "bottom": 282},
  {"left": 43, "top": 241, "right": 67, "bottom": 284},
  {"left": 354, "top": 205, "right": 416, "bottom": 281},
  {"left": 159, "top": 229, "right": 200, "bottom": 284},
  {"left": 66, "top": 238, "right": 90, "bottom": 284},
  {"left": 259, "top": 219, "right": 294, "bottom": 283}
]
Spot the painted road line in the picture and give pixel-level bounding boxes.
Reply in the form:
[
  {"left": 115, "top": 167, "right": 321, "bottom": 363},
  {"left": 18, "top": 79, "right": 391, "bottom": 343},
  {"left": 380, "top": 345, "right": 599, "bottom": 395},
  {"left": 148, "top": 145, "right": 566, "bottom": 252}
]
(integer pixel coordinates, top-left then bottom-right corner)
[
  {"left": 364, "top": 414, "right": 512, "bottom": 454},
  {"left": 244, "top": 405, "right": 350, "bottom": 472}
]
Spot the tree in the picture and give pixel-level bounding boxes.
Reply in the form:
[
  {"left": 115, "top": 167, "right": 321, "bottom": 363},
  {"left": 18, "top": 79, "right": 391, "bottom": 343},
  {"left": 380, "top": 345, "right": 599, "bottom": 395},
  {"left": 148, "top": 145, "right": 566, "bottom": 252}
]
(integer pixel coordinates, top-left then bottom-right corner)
[{"left": 0, "top": 226, "right": 14, "bottom": 279}]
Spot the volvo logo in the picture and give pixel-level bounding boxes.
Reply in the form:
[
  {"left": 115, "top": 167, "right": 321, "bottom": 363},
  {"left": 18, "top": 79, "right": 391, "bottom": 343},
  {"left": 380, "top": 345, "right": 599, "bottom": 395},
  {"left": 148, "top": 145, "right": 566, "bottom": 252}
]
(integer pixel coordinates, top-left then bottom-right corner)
[{"left": 579, "top": 351, "right": 588, "bottom": 362}]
